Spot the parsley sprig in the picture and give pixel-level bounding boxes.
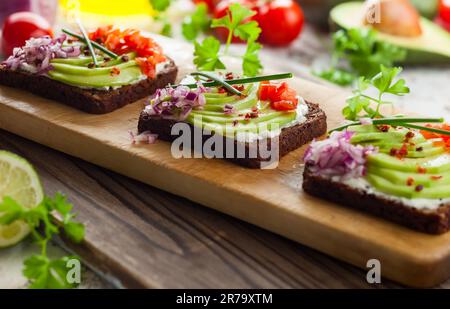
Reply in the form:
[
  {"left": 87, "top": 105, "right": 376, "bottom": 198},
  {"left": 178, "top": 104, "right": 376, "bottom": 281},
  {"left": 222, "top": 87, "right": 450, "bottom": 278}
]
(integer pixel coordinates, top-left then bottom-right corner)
[
  {"left": 334, "top": 66, "right": 449, "bottom": 136},
  {"left": 150, "top": 0, "right": 173, "bottom": 36},
  {"left": 211, "top": 3, "right": 261, "bottom": 53},
  {"left": 0, "top": 193, "right": 85, "bottom": 289},
  {"left": 193, "top": 3, "right": 263, "bottom": 77},
  {"left": 182, "top": 3, "right": 210, "bottom": 41},
  {"left": 316, "top": 28, "right": 407, "bottom": 86},
  {"left": 343, "top": 65, "right": 409, "bottom": 121}
]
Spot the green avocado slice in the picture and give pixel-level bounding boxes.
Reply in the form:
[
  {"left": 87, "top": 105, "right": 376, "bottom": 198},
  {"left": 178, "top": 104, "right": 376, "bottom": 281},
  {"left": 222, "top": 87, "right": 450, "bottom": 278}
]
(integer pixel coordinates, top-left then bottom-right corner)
[
  {"left": 366, "top": 173, "right": 450, "bottom": 199},
  {"left": 330, "top": 1, "right": 450, "bottom": 64},
  {"left": 367, "top": 153, "right": 450, "bottom": 174},
  {"left": 367, "top": 166, "right": 450, "bottom": 187},
  {"left": 48, "top": 66, "right": 143, "bottom": 87}
]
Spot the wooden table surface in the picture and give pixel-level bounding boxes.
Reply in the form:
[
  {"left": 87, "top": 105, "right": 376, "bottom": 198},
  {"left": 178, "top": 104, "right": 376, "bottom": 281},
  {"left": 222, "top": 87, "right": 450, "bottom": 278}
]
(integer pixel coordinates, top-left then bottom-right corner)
[
  {"left": 1, "top": 25, "right": 450, "bottom": 289},
  {"left": 1, "top": 128, "right": 449, "bottom": 289}
]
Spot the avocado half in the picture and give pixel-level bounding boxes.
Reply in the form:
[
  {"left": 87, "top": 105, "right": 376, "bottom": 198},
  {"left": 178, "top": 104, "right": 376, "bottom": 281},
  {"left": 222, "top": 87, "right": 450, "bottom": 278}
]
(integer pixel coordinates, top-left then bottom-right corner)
[{"left": 330, "top": 1, "right": 450, "bottom": 64}]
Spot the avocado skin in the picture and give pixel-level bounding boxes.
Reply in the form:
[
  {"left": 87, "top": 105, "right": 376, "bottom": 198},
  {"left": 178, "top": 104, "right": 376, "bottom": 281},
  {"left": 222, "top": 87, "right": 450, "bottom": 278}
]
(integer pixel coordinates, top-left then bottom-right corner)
[{"left": 329, "top": 1, "right": 450, "bottom": 64}]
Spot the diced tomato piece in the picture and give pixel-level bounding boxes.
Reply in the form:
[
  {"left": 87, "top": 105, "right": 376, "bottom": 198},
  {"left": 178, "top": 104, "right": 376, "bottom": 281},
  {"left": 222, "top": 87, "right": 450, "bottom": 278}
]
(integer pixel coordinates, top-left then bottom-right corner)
[
  {"left": 271, "top": 100, "right": 297, "bottom": 111},
  {"left": 88, "top": 26, "right": 166, "bottom": 78},
  {"left": 258, "top": 81, "right": 276, "bottom": 101}
]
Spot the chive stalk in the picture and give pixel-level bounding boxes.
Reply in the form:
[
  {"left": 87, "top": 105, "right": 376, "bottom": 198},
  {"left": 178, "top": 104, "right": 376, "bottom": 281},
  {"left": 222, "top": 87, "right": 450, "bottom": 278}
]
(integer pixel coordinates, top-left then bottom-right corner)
[
  {"left": 190, "top": 72, "right": 242, "bottom": 96},
  {"left": 62, "top": 29, "right": 119, "bottom": 59},
  {"left": 75, "top": 21, "right": 98, "bottom": 67},
  {"left": 178, "top": 73, "right": 293, "bottom": 89},
  {"left": 401, "top": 123, "right": 450, "bottom": 136},
  {"left": 329, "top": 117, "right": 444, "bottom": 133}
]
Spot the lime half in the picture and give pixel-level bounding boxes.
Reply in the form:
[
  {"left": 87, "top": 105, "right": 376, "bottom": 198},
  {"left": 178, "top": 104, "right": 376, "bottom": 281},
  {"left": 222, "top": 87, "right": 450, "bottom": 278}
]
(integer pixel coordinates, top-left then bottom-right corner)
[{"left": 0, "top": 151, "right": 44, "bottom": 248}]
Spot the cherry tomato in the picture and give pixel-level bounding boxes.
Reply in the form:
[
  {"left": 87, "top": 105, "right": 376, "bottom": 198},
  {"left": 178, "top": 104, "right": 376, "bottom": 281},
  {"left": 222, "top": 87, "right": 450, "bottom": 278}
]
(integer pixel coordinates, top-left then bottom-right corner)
[
  {"left": 213, "top": 0, "right": 304, "bottom": 46},
  {"left": 257, "top": 0, "right": 304, "bottom": 46},
  {"left": 439, "top": 0, "right": 450, "bottom": 23},
  {"left": 1, "top": 12, "right": 53, "bottom": 57},
  {"left": 436, "top": 0, "right": 450, "bottom": 31}
]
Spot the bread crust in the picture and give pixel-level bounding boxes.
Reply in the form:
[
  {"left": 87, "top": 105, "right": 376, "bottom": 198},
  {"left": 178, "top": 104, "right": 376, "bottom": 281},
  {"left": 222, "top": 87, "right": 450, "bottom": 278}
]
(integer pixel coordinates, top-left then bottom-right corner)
[
  {"left": 0, "top": 60, "right": 178, "bottom": 114},
  {"left": 302, "top": 163, "right": 450, "bottom": 234}
]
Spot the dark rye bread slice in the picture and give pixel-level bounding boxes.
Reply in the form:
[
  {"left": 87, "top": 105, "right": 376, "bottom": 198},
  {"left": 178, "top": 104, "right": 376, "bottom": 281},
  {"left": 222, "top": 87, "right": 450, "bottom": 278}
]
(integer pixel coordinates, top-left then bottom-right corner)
[
  {"left": 138, "top": 101, "right": 327, "bottom": 168},
  {"left": 302, "top": 163, "right": 450, "bottom": 234},
  {"left": 0, "top": 59, "right": 177, "bottom": 114}
]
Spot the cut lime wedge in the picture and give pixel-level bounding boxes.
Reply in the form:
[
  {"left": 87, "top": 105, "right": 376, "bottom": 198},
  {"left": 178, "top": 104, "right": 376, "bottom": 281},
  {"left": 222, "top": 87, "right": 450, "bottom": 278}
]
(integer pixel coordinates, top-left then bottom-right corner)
[{"left": 0, "top": 151, "right": 44, "bottom": 248}]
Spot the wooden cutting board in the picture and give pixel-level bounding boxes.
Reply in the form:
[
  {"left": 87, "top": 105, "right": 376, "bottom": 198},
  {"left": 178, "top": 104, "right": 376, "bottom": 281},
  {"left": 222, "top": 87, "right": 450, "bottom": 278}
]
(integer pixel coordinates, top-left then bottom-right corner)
[{"left": 0, "top": 35, "right": 449, "bottom": 288}]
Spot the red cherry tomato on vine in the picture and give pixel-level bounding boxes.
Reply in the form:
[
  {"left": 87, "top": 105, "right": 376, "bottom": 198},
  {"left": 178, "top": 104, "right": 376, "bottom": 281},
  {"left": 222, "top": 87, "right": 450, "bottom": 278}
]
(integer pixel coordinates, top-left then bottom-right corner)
[
  {"left": 257, "top": 0, "right": 304, "bottom": 46},
  {"left": 439, "top": 0, "right": 450, "bottom": 23},
  {"left": 437, "top": 0, "right": 450, "bottom": 32},
  {"left": 1, "top": 12, "right": 53, "bottom": 57},
  {"left": 213, "top": 0, "right": 304, "bottom": 46}
]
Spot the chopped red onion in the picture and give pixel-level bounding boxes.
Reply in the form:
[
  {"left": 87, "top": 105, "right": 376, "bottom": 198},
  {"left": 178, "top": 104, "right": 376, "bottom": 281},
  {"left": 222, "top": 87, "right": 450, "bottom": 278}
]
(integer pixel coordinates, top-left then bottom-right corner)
[
  {"left": 1, "top": 34, "right": 81, "bottom": 74},
  {"left": 129, "top": 130, "right": 158, "bottom": 144},
  {"left": 143, "top": 83, "right": 207, "bottom": 121},
  {"left": 223, "top": 104, "right": 236, "bottom": 115},
  {"left": 304, "top": 130, "right": 378, "bottom": 178}
]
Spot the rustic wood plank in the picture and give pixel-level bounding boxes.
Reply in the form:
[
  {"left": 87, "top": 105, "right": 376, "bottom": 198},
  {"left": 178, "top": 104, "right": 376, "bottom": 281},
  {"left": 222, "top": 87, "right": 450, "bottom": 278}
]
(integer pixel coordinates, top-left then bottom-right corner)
[{"left": 0, "top": 129, "right": 411, "bottom": 288}]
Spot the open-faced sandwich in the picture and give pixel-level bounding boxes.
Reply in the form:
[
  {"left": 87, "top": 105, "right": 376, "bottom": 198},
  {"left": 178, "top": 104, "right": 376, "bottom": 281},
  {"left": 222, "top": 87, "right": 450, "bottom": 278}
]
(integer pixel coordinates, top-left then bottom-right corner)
[
  {"left": 0, "top": 26, "right": 177, "bottom": 114},
  {"left": 137, "top": 72, "right": 327, "bottom": 168},
  {"left": 302, "top": 66, "right": 450, "bottom": 234}
]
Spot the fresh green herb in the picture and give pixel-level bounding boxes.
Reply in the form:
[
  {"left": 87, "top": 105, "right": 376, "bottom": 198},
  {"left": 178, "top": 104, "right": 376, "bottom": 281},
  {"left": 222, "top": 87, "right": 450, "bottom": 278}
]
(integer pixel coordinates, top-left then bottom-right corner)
[
  {"left": 315, "top": 69, "right": 356, "bottom": 86},
  {"left": 177, "top": 72, "right": 292, "bottom": 88},
  {"left": 192, "top": 2, "right": 263, "bottom": 76},
  {"left": 161, "top": 22, "right": 172, "bottom": 37},
  {"left": 150, "top": 0, "right": 172, "bottom": 36},
  {"left": 342, "top": 65, "right": 409, "bottom": 121},
  {"left": 0, "top": 193, "right": 85, "bottom": 289},
  {"left": 191, "top": 72, "right": 242, "bottom": 96},
  {"left": 330, "top": 117, "right": 445, "bottom": 133},
  {"left": 211, "top": 2, "right": 261, "bottom": 52},
  {"left": 242, "top": 40, "right": 263, "bottom": 77},
  {"left": 62, "top": 29, "right": 119, "bottom": 59},
  {"left": 194, "top": 36, "right": 226, "bottom": 71},
  {"left": 76, "top": 21, "right": 98, "bottom": 67},
  {"left": 182, "top": 3, "right": 210, "bottom": 41},
  {"left": 316, "top": 28, "right": 407, "bottom": 86},
  {"left": 150, "top": 0, "right": 171, "bottom": 12}
]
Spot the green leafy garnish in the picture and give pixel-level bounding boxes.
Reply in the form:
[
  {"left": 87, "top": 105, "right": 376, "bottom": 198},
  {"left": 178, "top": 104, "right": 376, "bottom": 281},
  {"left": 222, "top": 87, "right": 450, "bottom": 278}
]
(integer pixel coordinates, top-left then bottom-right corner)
[
  {"left": 242, "top": 40, "right": 263, "bottom": 77},
  {"left": 316, "top": 28, "right": 407, "bottom": 86},
  {"left": 194, "top": 36, "right": 226, "bottom": 71},
  {"left": 315, "top": 69, "right": 356, "bottom": 86},
  {"left": 182, "top": 3, "right": 210, "bottom": 41},
  {"left": 192, "top": 2, "right": 263, "bottom": 77},
  {"left": 150, "top": 0, "right": 172, "bottom": 36},
  {"left": 0, "top": 193, "right": 85, "bottom": 289},
  {"left": 150, "top": 0, "right": 171, "bottom": 12},
  {"left": 211, "top": 2, "right": 261, "bottom": 49},
  {"left": 342, "top": 65, "right": 410, "bottom": 121}
]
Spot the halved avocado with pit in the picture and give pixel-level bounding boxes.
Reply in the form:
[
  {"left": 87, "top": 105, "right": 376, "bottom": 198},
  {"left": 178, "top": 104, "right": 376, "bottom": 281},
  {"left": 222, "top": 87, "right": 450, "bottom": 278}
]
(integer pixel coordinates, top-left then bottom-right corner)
[{"left": 330, "top": 1, "right": 450, "bottom": 64}]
